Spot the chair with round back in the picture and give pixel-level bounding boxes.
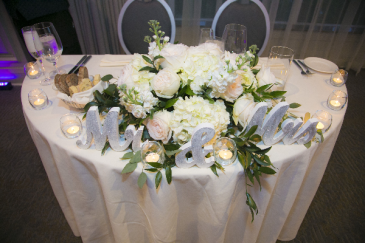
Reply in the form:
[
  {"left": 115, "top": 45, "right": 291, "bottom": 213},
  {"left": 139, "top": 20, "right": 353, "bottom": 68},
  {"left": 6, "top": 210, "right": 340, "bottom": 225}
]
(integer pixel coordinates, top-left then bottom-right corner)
[
  {"left": 212, "top": 0, "right": 270, "bottom": 56},
  {"left": 117, "top": 0, "right": 176, "bottom": 54}
]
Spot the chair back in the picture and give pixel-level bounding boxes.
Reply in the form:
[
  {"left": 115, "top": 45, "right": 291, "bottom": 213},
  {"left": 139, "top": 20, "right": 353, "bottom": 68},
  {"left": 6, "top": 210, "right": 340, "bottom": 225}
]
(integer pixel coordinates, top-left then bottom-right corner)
[
  {"left": 212, "top": 0, "right": 270, "bottom": 56},
  {"left": 118, "top": 0, "right": 176, "bottom": 54}
]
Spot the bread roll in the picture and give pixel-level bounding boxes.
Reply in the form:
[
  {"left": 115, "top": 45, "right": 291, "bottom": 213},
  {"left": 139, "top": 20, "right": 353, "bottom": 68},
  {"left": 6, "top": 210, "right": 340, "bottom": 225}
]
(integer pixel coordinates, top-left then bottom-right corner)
[{"left": 78, "top": 67, "right": 89, "bottom": 84}]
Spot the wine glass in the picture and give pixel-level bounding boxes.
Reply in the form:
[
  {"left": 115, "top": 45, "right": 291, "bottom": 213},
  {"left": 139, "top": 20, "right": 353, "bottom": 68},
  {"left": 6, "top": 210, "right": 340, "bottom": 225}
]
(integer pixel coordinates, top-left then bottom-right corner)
[
  {"left": 222, "top": 23, "right": 247, "bottom": 54},
  {"left": 32, "top": 22, "right": 65, "bottom": 79},
  {"left": 199, "top": 28, "right": 214, "bottom": 45},
  {"left": 21, "top": 26, "right": 51, "bottom": 85}
]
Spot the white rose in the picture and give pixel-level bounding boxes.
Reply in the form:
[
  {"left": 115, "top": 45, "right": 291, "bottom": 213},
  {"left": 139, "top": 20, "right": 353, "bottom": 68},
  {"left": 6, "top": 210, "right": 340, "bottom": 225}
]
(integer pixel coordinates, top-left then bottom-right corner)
[
  {"left": 151, "top": 68, "right": 181, "bottom": 98},
  {"left": 131, "top": 104, "right": 147, "bottom": 119},
  {"left": 188, "top": 44, "right": 208, "bottom": 56},
  {"left": 146, "top": 110, "right": 172, "bottom": 144},
  {"left": 117, "top": 64, "right": 134, "bottom": 89},
  {"left": 160, "top": 43, "right": 189, "bottom": 71},
  {"left": 236, "top": 69, "right": 257, "bottom": 88},
  {"left": 233, "top": 93, "right": 256, "bottom": 129},
  {"left": 256, "top": 66, "right": 276, "bottom": 87},
  {"left": 222, "top": 78, "right": 243, "bottom": 102}
]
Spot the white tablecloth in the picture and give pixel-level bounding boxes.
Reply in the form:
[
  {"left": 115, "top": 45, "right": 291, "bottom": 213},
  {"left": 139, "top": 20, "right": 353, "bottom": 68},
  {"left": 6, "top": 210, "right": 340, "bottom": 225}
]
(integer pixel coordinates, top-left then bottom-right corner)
[{"left": 21, "top": 55, "right": 347, "bottom": 243}]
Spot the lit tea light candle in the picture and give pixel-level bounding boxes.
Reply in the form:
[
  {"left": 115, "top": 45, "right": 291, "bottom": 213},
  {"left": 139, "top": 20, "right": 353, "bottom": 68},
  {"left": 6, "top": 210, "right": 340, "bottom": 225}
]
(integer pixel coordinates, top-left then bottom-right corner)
[
  {"left": 316, "top": 122, "right": 324, "bottom": 130},
  {"left": 33, "top": 98, "right": 45, "bottom": 106},
  {"left": 29, "top": 69, "right": 39, "bottom": 76},
  {"left": 146, "top": 153, "right": 160, "bottom": 162},
  {"left": 219, "top": 149, "right": 233, "bottom": 160},
  {"left": 332, "top": 78, "right": 343, "bottom": 84},
  {"left": 66, "top": 126, "right": 80, "bottom": 135},
  {"left": 330, "top": 100, "right": 341, "bottom": 107}
]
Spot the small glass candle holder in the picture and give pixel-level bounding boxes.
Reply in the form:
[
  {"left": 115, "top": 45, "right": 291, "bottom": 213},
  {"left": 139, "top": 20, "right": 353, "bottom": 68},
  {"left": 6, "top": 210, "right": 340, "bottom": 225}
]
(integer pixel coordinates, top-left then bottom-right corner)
[
  {"left": 24, "top": 62, "right": 42, "bottom": 79},
  {"left": 28, "top": 88, "right": 49, "bottom": 110},
  {"left": 312, "top": 110, "right": 332, "bottom": 133},
  {"left": 213, "top": 137, "right": 237, "bottom": 166},
  {"left": 60, "top": 113, "right": 83, "bottom": 139},
  {"left": 327, "top": 90, "right": 347, "bottom": 111},
  {"left": 330, "top": 69, "right": 348, "bottom": 87},
  {"left": 141, "top": 141, "right": 165, "bottom": 170}
]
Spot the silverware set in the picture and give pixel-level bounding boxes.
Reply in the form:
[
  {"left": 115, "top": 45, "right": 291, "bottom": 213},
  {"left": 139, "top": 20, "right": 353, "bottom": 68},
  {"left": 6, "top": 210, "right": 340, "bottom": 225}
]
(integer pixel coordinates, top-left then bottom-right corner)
[
  {"left": 293, "top": 59, "right": 314, "bottom": 75},
  {"left": 68, "top": 55, "right": 92, "bottom": 74}
]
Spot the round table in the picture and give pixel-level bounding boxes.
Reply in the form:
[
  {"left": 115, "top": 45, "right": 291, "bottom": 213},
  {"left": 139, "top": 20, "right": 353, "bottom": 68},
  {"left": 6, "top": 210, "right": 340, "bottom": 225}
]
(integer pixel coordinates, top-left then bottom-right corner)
[{"left": 21, "top": 55, "right": 347, "bottom": 243}]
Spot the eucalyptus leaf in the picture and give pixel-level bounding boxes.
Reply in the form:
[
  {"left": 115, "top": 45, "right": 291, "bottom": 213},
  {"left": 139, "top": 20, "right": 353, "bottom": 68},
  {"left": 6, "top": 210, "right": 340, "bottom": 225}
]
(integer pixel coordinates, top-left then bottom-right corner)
[
  {"left": 165, "top": 149, "right": 181, "bottom": 156},
  {"left": 121, "top": 162, "right": 137, "bottom": 174},
  {"left": 289, "top": 103, "right": 301, "bottom": 109},
  {"left": 147, "top": 162, "right": 163, "bottom": 168},
  {"left": 165, "top": 98, "right": 178, "bottom": 109},
  {"left": 121, "top": 151, "right": 134, "bottom": 160},
  {"left": 210, "top": 164, "right": 219, "bottom": 177},
  {"left": 130, "top": 150, "right": 142, "bottom": 163},
  {"left": 155, "top": 171, "right": 162, "bottom": 189},
  {"left": 101, "top": 74, "right": 113, "bottom": 82},
  {"left": 142, "top": 55, "right": 153, "bottom": 64},
  {"left": 246, "top": 170, "right": 254, "bottom": 184},
  {"left": 138, "top": 172, "right": 147, "bottom": 188}
]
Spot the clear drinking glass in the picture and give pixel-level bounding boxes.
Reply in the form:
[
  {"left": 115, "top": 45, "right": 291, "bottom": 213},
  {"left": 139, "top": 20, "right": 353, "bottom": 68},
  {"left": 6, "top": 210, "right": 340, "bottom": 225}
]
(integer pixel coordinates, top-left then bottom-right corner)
[
  {"left": 199, "top": 28, "right": 214, "bottom": 45},
  {"left": 32, "top": 22, "right": 65, "bottom": 79},
  {"left": 206, "top": 36, "right": 224, "bottom": 52},
  {"left": 22, "top": 26, "right": 50, "bottom": 85},
  {"left": 60, "top": 113, "right": 83, "bottom": 139},
  {"left": 28, "top": 88, "right": 49, "bottom": 110},
  {"left": 213, "top": 137, "right": 237, "bottom": 166},
  {"left": 222, "top": 23, "right": 247, "bottom": 54},
  {"left": 267, "top": 46, "right": 295, "bottom": 91}
]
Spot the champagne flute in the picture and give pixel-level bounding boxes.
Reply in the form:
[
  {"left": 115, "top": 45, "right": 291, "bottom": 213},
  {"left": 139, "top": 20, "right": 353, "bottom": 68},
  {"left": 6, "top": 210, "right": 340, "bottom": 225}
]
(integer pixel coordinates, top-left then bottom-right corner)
[
  {"left": 32, "top": 22, "right": 65, "bottom": 79},
  {"left": 21, "top": 26, "right": 51, "bottom": 85},
  {"left": 222, "top": 23, "right": 247, "bottom": 54}
]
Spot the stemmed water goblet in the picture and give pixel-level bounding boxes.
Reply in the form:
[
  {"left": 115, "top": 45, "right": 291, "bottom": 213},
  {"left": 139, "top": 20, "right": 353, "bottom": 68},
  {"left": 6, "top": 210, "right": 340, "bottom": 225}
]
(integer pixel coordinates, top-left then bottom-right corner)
[
  {"left": 32, "top": 22, "right": 65, "bottom": 80},
  {"left": 21, "top": 26, "right": 51, "bottom": 85},
  {"left": 222, "top": 23, "right": 247, "bottom": 54}
]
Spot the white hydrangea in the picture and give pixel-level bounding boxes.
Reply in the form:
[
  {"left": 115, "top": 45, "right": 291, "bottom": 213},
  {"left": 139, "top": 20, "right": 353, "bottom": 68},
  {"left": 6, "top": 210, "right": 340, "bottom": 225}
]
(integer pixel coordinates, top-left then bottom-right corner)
[
  {"left": 170, "top": 96, "right": 230, "bottom": 144},
  {"left": 129, "top": 54, "right": 156, "bottom": 91},
  {"left": 208, "top": 61, "right": 237, "bottom": 99},
  {"left": 120, "top": 88, "right": 158, "bottom": 119}
]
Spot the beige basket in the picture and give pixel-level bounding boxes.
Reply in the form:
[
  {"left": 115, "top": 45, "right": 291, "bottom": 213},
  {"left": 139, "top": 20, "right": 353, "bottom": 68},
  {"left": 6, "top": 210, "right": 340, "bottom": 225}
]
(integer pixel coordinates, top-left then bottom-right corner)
[{"left": 61, "top": 99, "right": 86, "bottom": 109}]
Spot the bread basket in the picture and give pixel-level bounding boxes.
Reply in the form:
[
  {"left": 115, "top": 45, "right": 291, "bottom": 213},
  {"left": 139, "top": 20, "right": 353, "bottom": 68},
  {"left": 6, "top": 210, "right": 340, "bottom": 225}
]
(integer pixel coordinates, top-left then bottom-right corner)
[{"left": 61, "top": 99, "right": 86, "bottom": 109}]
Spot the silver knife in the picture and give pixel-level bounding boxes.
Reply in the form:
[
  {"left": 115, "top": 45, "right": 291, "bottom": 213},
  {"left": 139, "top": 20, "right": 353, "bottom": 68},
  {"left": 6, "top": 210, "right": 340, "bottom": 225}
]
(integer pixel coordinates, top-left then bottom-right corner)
[
  {"left": 68, "top": 55, "right": 87, "bottom": 74},
  {"left": 74, "top": 55, "right": 92, "bottom": 74}
]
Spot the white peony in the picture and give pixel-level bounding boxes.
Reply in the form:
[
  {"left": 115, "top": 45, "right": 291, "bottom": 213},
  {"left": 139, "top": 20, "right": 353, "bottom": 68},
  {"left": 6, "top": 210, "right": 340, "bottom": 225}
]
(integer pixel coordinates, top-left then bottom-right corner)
[
  {"left": 222, "top": 77, "right": 244, "bottom": 102},
  {"left": 233, "top": 93, "right": 256, "bottom": 129},
  {"left": 256, "top": 66, "right": 276, "bottom": 88},
  {"left": 236, "top": 69, "right": 257, "bottom": 88},
  {"left": 160, "top": 43, "right": 189, "bottom": 71},
  {"left": 151, "top": 68, "right": 181, "bottom": 98},
  {"left": 146, "top": 110, "right": 172, "bottom": 144},
  {"left": 201, "top": 42, "right": 223, "bottom": 56},
  {"left": 170, "top": 96, "right": 230, "bottom": 144},
  {"left": 117, "top": 63, "right": 134, "bottom": 88}
]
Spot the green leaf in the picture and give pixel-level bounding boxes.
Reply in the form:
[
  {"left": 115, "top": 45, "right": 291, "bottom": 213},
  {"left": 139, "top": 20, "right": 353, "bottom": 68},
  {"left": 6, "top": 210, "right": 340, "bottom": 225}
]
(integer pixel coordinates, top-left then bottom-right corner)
[
  {"left": 246, "top": 151, "right": 251, "bottom": 168},
  {"left": 155, "top": 171, "right": 162, "bottom": 189},
  {"left": 177, "top": 85, "right": 187, "bottom": 97},
  {"left": 101, "top": 141, "right": 110, "bottom": 155},
  {"left": 249, "top": 134, "right": 262, "bottom": 142},
  {"left": 237, "top": 152, "right": 246, "bottom": 169},
  {"left": 253, "top": 170, "right": 261, "bottom": 190},
  {"left": 304, "top": 141, "right": 311, "bottom": 149},
  {"left": 289, "top": 103, "right": 301, "bottom": 109},
  {"left": 94, "top": 90, "right": 105, "bottom": 103},
  {"left": 255, "top": 146, "right": 271, "bottom": 155},
  {"left": 233, "top": 137, "right": 246, "bottom": 147},
  {"left": 147, "top": 162, "right": 163, "bottom": 168},
  {"left": 259, "top": 167, "right": 276, "bottom": 174},
  {"left": 145, "top": 168, "right": 158, "bottom": 172},
  {"left": 246, "top": 170, "right": 254, "bottom": 184},
  {"left": 84, "top": 101, "right": 99, "bottom": 112},
  {"left": 138, "top": 172, "right": 147, "bottom": 188},
  {"left": 165, "top": 149, "right": 181, "bottom": 156},
  {"left": 139, "top": 66, "right": 158, "bottom": 73},
  {"left": 129, "top": 150, "right": 142, "bottom": 163},
  {"left": 252, "top": 69, "right": 260, "bottom": 75},
  {"left": 142, "top": 55, "right": 153, "bottom": 64},
  {"left": 186, "top": 85, "right": 195, "bottom": 96},
  {"left": 252, "top": 92, "right": 263, "bottom": 102},
  {"left": 121, "top": 151, "right": 134, "bottom": 160},
  {"left": 210, "top": 164, "right": 219, "bottom": 177},
  {"left": 243, "top": 125, "right": 258, "bottom": 138},
  {"left": 253, "top": 155, "right": 270, "bottom": 166},
  {"left": 270, "top": 91, "right": 287, "bottom": 98},
  {"left": 103, "top": 84, "right": 117, "bottom": 96},
  {"left": 153, "top": 55, "right": 164, "bottom": 61},
  {"left": 165, "top": 98, "right": 178, "bottom": 109},
  {"left": 165, "top": 166, "right": 172, "bottom": 184},
  {"left": 246, "top": 192, "right": 257, "bottom": 211},
  {"left": 256, "top": 84, "right": 272, "bottom": 93},
  {"left": 121, "top": 162, "right": 137, "bottom": 174},
  {"left": 101, "top": 74, "right": 113, "bottom": 82},
  {"left": 164, "top": 143, "right": 180, "bottom": 151},
  {"left": 263, "top": 155, "right": 271, "bottom": 165}
]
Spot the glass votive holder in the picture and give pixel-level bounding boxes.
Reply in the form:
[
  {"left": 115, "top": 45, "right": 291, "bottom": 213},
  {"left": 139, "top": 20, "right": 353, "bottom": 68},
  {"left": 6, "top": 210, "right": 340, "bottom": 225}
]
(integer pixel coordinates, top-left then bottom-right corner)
[
  {"left": 28, "top": 88, "right": 49, "bottom": 110},
  {"left": 327, "top": 90, "right": 347, "bottom": 111},
  {"left": 60, "top": 113, "right": 83, "bottom": 139},
  {"left": 312, "top": 110, "right": 332, "bottom": 133},
  {"left": 330, "top": 69, "right": 348, "bottom": 87},
  {"left": 24, "top": 62, "right": 42, "bottom": 79},
  {"left": 141, "top": 141, "right": 165, "bottom": 170},
  {"left": 213, "top": 137, "right": 237, "bottom": 166}
]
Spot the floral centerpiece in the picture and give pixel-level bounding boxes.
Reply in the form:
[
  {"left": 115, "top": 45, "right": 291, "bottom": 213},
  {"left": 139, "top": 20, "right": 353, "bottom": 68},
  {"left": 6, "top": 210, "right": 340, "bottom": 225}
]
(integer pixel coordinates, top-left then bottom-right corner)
[{"left": 85, "top": 20, "right": 323, "bottom": 221}]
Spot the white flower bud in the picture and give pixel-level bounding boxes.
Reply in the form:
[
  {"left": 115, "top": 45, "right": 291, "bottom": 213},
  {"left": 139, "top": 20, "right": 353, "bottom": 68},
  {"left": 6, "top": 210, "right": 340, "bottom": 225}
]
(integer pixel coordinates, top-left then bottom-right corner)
[{"left": 153, "top": 35, "right": 157, "bottom": 39}]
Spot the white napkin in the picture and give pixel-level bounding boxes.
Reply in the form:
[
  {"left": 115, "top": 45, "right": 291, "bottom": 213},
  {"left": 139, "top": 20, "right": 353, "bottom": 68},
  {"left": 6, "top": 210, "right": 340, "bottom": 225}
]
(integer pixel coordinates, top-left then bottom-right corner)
[
  {"left": 57, "top": 81, "right": 109, "bottom": 105},
  {"left": 99, "top": 54, "right": 133, "bottom": 67}
]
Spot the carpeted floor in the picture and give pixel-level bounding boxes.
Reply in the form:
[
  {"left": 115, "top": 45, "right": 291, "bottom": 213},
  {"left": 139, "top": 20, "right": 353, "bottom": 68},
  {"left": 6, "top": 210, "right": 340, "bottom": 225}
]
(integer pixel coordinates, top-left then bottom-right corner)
[{"left": 0, "top": 70, "right": 364, "bottom": 243}]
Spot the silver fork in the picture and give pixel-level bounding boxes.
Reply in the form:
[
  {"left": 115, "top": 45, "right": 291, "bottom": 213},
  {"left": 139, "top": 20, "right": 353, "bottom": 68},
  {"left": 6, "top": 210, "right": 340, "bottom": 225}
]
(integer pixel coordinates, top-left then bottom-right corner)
[
  {"left": 297, "top": 60, "right": 314, "bottom": 75},
  {"left": 293, "top": 60, "right": 307, "bottom": 75}
]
